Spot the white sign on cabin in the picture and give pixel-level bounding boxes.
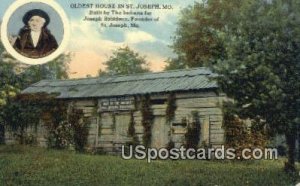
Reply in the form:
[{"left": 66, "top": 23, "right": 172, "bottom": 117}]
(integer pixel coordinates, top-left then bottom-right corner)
[{"left": 98, "top": 97, "right": 135, "bottom": 111}]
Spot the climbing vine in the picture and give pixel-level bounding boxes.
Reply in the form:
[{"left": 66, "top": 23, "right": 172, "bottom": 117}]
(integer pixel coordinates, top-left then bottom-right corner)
[
  {"left": 166, "top": 93, "right": 177, "bottom": 123},
  {"left": 166, "top": 93, "right": 177, "bottom": 149},
  {"left": 8, "top": 93, "right": 90, "bottom": 151},
  {"left": 141, "top": 95, "right": 154, "bottom": 147},
  {"left": 112, "top": 112, "right": 116, "bottom": 132},
  {"left": 43, "top": 103, "right": 88, "bottom": 151},
  {"left": 127, "top": 111, "right": 139, "bottom": 146},
  {"left": 185, "top": 111, "right": 201, "bottom": 149},
  {"left": 12, "top": 93, "right": 66, "bottom": 145},
  {"left": 68, "top": 107, "right": 88, "bottom": 152}
]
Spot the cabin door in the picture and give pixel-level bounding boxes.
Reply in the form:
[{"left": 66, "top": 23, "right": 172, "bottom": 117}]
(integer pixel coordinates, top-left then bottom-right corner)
[
  {"left": 115, "top": 113, "right": 130, "bottom": 141},
  {"left": 151, "top": 116, "right": 170, "bottom": 148}
]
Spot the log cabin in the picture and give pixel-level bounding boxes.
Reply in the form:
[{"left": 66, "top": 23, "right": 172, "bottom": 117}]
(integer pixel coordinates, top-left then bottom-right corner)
[{"left": 5, "top": 68, "right": 225, "bottom": 153}]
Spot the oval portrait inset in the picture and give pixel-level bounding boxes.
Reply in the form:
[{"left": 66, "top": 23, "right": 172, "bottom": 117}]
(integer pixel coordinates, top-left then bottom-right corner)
[{"left": 1, "top": 0, "right": 70, "bottom": 65}]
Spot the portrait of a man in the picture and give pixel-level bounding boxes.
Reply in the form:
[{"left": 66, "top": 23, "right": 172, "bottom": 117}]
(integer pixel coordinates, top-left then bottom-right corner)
[{"left": 13, "top": 9, "right": 58, "bottom": 58}]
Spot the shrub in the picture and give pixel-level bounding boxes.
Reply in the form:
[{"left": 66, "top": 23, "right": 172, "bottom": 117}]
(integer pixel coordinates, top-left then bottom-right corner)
[
  {"left": 44, "top": 106, "right": 88, "bottom": 152},
  {"left": 223, "top": 103, "right": 268, "bottom": 159},
  {"left": 46, "top": 121, "right": 73, "bottom": 149}
]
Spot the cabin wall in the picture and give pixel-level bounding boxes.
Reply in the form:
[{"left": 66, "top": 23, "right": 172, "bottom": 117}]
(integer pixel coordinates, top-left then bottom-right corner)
[
  {"left": 80, "top": 91, "right": 225, "bottom": 153},
  {"left": 4, "top": 121, "right": 47, "bottom": 146},
  {"left": 4, "top": 91, "right": 225, "bottom": 152},
  {"left": 174, "top": 92, "right": 225, "bottom": 148},
  {"left": 70, "top": 100, "right": 99, "bottom": 148}
]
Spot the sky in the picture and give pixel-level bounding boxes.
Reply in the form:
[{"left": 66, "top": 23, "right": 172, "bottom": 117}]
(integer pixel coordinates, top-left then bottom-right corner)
[{"left": 0, "top": 0, "right": 196, "bottom": 78}]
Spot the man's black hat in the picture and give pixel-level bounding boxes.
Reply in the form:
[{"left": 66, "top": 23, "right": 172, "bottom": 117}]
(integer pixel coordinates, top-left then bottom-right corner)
[{"left": 22, "top": 9, "right": 50, "bottom": 27}]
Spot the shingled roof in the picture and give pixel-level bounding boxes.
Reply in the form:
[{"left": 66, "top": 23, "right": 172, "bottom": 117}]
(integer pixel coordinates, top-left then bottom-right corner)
[{"left": 21, "top": 68, "right": 218, "bottom": 99}]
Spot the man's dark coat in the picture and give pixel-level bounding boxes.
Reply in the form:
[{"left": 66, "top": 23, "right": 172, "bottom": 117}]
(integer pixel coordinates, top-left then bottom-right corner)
[{"left": 13, "top": 27, "right": 58, "bottom": 58}]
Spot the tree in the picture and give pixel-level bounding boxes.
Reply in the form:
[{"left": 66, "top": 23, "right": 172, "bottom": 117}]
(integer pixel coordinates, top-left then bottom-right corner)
[
  {"left": 164, "top": 56, "right": 187, "bottom": 71},
  {"left": 0, "top": 21, "right": 70, "bottom": 143},
  {"left": 0, "top": 42, "right": 20, "bottom": 143},
  {"left": 171, "top": 0, "right": 244, "bottom": 68},
  {"left": 213, "top": 0, "right": 300, "bottom": 171},
  {"left": 172, "top": 0, "right": 300, "bottom": 171},
  {"left": 99, "top": 46, "right": 150, "bottom": 76},
  {"left": 19, "top": 54, "right": 70, "bottom": 89},
  {"left": 0, "top": 44, "right": 70, "bottom": 143}
]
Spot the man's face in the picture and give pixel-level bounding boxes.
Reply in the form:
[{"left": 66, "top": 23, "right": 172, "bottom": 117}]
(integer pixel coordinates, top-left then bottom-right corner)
[{"left": 28, "top": 16, "right": 45, "bottom": 32}]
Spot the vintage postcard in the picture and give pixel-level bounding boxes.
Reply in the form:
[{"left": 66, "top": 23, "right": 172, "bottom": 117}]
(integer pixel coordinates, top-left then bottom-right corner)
[{"left": 0, "top": 0, "right": 300, "bottom": 185}]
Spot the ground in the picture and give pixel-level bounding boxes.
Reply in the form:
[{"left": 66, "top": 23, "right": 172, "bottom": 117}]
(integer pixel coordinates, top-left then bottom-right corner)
[{"left": 0, "top": 145, "right": 299, "bottom": 185}]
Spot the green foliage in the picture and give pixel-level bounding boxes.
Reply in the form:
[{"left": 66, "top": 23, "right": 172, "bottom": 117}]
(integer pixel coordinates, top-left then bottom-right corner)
[
  {"left": 214, "top": 0, "right": 300, "bottom": 131},
  {"left": 41, "top": 100, "right": 88, "bottom": 151},
  {"left": 1, "top": 93, "right": 56, "bottom": 144},
  {"left": 23, "top": 134, "right": 38, "bottom": 146},
  {"left": 211, "top": 0, "right": 300, "bottom": 170},
  {"left": 127, "top": 111, "right": 139, "bottom": 147},
  {"left": 128, "top": 112, "right": 135, "bottom": 137},
  {"left": 99, "top": 46, "right": 150, "bottom": 76},
  {"left": 46, "top": 120, "right": 73, "bottom": 149},
  {"left": 4, "top": 93, "right": 89, "bottom": 152},
  {"left": 0, "top": 145, "right": 298, "bottom": 185},
  {"left": 0, "top": 49, "right": 21, "bottom": 115},
  {"left": 172, "top": 0, "right": 300, "bottom": 170},
  {"left": 166, "top": 93, "right": 177, "bottom": 122},
  {"left": 223, "top": 102, "right": 268, "bottom": 159},
  {"left": 0, "top": 38, "right": 70, "bottom": 144},
  {"left": 111, "top": 112, "right": 116, "bottom": 132},
  {"left": 0, "top": 54, "right": 70, "bottom": 145},
  {"left": 19, "top": 54, "right": 70, "bottom": 89},
  {"left": 5, "top": 94, "right": 75, "bottom": 150},
  {"left": 166, "top": 140, "right": 175, "bottom": 151},
  {"left": 165, "top": 94, "right": 177, "bottom": 150},
  {"left": 140, "top": 95, "right": 154, "bottom": 147},
  {"left": 164, "top": 56, "right": 187, "bottom": 70},
  {"left": 185, "top": 111, "right": 201, "bottom": 149},
  {"left": 68, "top": 108, "right": 88, "bottom": 152},
  {"left": 171, "top": 0, "right": 243, "bottom": 68}
]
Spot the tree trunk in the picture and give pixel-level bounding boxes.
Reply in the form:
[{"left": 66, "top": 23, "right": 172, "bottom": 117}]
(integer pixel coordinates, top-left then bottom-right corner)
[{"left": 285, "top": 132, "right": 296, "bottom": 172}]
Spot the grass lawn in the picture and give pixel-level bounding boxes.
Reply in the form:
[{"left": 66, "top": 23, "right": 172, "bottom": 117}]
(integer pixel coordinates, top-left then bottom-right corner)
[{"left": 0, "top": 145, "right": 299, "bottom": 186}]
